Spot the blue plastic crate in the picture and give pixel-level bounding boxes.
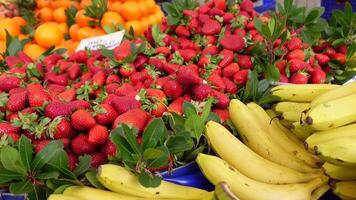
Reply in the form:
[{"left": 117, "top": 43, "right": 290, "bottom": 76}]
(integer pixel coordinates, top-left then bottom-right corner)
[
  {"left": 322, "top": 0, "right": 356, "bottom": 19},
  {"left": 254, "top": 0, "right": 276, "bottom": 13}
]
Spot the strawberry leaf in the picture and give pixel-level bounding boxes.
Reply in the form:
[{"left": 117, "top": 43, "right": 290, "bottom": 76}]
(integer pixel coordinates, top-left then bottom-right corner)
[
  {"left": 9, "top": 180, "right": 33, "bottom": 194},
  {"left": 0, "top": 145, "right": 27, "bottom": 175},
  {"left": 142, "top": 118, "right": 166, "bottom": 150},
  {"left": 183, "top": 101, "right": 197, "bottom": 117},
  {"left": 138, "top": 170, "right": 161, "bottom": 188},
  {"left": 73, "top": 155, "right": 91, "bottom": 176},
  {"left": 184, "top": 114, "right": 204, "bottom": 142},
  {"left": 65, "top": 6, "right": 77, "bottom": 27},
  {"left": 32, "top": 140, "right": 63, "bottom": 171},
  {"left": 166, "top": 134, "right": 194, "bottom": 154},
  {"left": 0, "top": 168, "right": 23, "bottom": 184},
  {"left": 85, "top": 169, "right": 105, "bottom": 189},
  {"left": 18, "top": 135, "right": 33, "bottom": 172}
]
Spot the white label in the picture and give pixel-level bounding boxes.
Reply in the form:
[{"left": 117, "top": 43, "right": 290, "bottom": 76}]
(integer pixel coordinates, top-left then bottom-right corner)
[
  {"left": 345, "top": 76, "right": 356, "bottom": 84},
  {"left": 254, "top": 0, "right": 263, "bottom": 7},
  {"left": 75, "top": 30, "right": 125, "bottom": 51}
]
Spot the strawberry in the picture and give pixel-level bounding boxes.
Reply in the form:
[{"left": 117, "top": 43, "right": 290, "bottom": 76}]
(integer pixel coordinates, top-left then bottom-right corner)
[
  {"left": 279, "top": 74, "right": 289, "bottom": 83},
  {"left": 88, "top": 125, "right": 108, "bottom": 145},
  {"left": 223, "top": 63, "right": 240, "bottom": 77},
  {"left": 234, "top": 28, "right": 246, "bottom": 37},
  {"left": 102, "top": 140, "right": 117, "bottom": 157},
  {"left": 67, "top": 63, "right": 81, "bottom": 80},
  {"left": 315, "top": 54, "right": 330, "bottom": 66},
  {"left": 0, "top": 122, "right": 20, "bottom": 134},
  {"left": 212, "top": 109, "right": 229, "bottom": 122},
  {"left": 177, "top": 49, "right": 197, "bottom": 62},
  {"left": 276, "top": 60, "right": 287, "bottom": 75},
  {"left": 44, "top": 101, "right": 73, "bottom": 119},
  {"left": 156, "top": 46, "right": 171, "bottom": 56},
  {"left": 336, "top": 44, "right": 347, "bottom": 54},
  {"left": 71, "top": 134, "right": 96, "bottom": 155},
  {"left": 57, "top": 89, "right": 76, "bottom": 102},
  {"left": 193, "top": 84, "right": 212, "bottom": 101},
  {"left": 67, "top": 153, "right": 78, "bottom": 171},
  {"left": 68, "top": 100, "right": 91, "bottom": 111},
  {"left": 210, "top": 90, "right": 230, "bottom": 109},
  {"left": 116, "top": 83, "right": 136, "bottom": 96},
  {"left": 146, "top": 88, "right": 167, "bottom": 101},
  {"left": 119, "top": 63, "right": 136, "bottom": 77},
  {"left": 47, "top": 84, "right": 66, "bottom": 96},
  {"left": 3, "top": 132, "right": 20, "bottom": 142},
  {"left": 176, "top": 67, "right": 201, "bottom": 85},
  {"left": 163, "top": 63, "right": 180, "bottom": 74},
  {"left": 222, "top": 77, "right": 238, "bottom": 94},
  {"left": 330, "top": 53, "right": 346, "bottom": 64},
  {"left": 163, "top": 80, "right": 183, "bottom": 100},
  {"left": 70, "top": 109, "right": 96, "bottom": 131},
  {"left": 150, "top": 102, "right": 167, "bottom": 117},
  {"left": 168, "top": 96, "right": 190, "bottom": 115},
  {"left": 310, "top": 68, "right": 326, "bottom": 84},
  {"left": 94, "top": 104, "right": 118, "bottom": 125},
  {"left": 202, "top": 45, "right": 219, "bottom": 55},
  {"left": 222, "top": 12, "right": 234, "bottom": 24},
  {"left": 112, "top": 96, "right": 141, "bottom": 114},
  {"left": 45, "top": 72, "right": 69, "bottom": 86},
  {"left": 113, "top": 108, "right": 150, "bottom": 132},
  {"left": 198, "top": 55, "right": 211, "bottom": 67},
  {"left": 240, "top": 0, "right": 254, "bottom": 12},
  {"left": 289, "top": 59, "right": 307, "bottom": 73},
  {"left": 287, "top": 49, "right": 305, "bottom": 61},
  {"left": 237, "top": 55, "right": 253, "bottom": 69},
  {"left": 188, "top": 17, "right": 199, "bottom": 33},
  {"left": 149, "top": 58, "right": 167, "bottom": 71},
  {"left": 233, "top": 69, "right": 249, "bottom": 85},
  {"left": 7, "top": 91, "right": 28, "bottom": 112},
  {"left": 106, "top": 74, "right": 121, "bottom": 85},
  {"left": 175, "top": 25, "right": 191, "bottom": 37},
  {"left": 48, "top": 117, "right": 74, "bottom": 139},
  {"left": 198, "top": 4, "right": 210, "bottom": 14},
  {"left": 9, "top": 87, "right": 27, "bottom": 95},
  {"left": 208, "top": 8, "right": 225, "bottom": 16},
  {"left": 198, "top": 14, "right": 210, "bottom": 24},
  {"left": 286, "top": 37, "right": 303, "bottom": 51},
  {"left": 130, "top": 71, "right": 149, "bottom": 85},
  {"left": 0, "top": 76, "right": 21, "bottom": 91},
  {"left": 17, "top": 51, "right": 32, "bottom": 63},
  {"left": 290, "top": 72, "right": 308, "bottom": 84},
  {"left": 214, "top": 0, "right": 226, "bottom": 11},
  {"left": 90, "top": 152, "right": 106, "bottom": 168},
  {"left": 324, "top": 47, "right": 336, "bottom": 57},
  {"left": 27, "top": 85, "right": 51, "bottom": 107},
  {"left": 42, "top": 53, "right": 62, "bottom": 66},
  {"left": 114, "top": 40, "right": 132, "bottom": 61},
  {"left": 207, "top": 73, "right": 226, "bottom": 92},
  {"left": 218, "top": 49, "right": 234, "bottom": 68},
  {"left": 92, "top": 70, "right": 106, "bottom": 88},
  {"left": 202, "top": 19, "right": 222, "bottom": 35},
  {"left": 220, "top": 34, "right": 245, "bottom": 51},
  {"left": 35, "top": 140, "right": 51, "bottom": 153}
]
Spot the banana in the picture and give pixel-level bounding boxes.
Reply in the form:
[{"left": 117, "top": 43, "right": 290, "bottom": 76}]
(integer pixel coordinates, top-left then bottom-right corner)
[
  {"left": 97, "top": 164, "right": 214, "bottom": 199},
  {"left": 280, "top": 110, "right": 303, "bottom": 122},
  {"left": 271, "top": 84, "right": 339, "bottom": 102},
  {"left": 333, "top": 181, "right": 356, "bottom": 200},
  {"left": 323, "top": 162, "right": 356, "bottom": 181},
  {"left": 314, "top": 136, "right": 356, "bottom": 167},
  {"left": 310, "top": 184, "right": 330, "bottom": 200},
  {"left": 206, "top": 121, "right": 320, "bottom": 184},
  {"left": 273, "top": 102, "right": 310, "bottom": 113},
  {"left": 304, "top": 93, "right": 356, "bottom": 131},
  {"left": 247, "top": 103, "right": 320, "bottom": 167},
  {"left": 229, "top": 99, "right": 318, "bottom": 173},
  {"left": 214, "top": 182, "right": 240, "bottom": 200},
  {"left": 311, "top": 81, "right": 356, "bottom": 108},
  {"left": 48, "top": 194, "right": 84, "bottom": 200},
  {"left": 63, "top": 186, "right": 146, "bottom": 200},
  {"left": 291, "top": 122, "right": 314, "bottom": 140},
  {"left": 305, "top": 123, "right": 356, "bottom": 152},
  {"left": 196, "top": 154, "right": 329, "bottom": 200}
]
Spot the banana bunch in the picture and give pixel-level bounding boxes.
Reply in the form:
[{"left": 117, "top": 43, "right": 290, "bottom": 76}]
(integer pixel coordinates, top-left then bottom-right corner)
[
  {"left": 271, "top": 82, "right": 356, "bottom": 199},
  {"left": 196, "top": 99, "right": 328, "bottom": 200}
]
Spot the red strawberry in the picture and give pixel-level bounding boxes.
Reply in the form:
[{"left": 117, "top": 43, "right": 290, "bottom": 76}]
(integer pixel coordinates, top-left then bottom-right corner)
[
  {"left": 163, "top": 80, "right": 183, "bottom": 100},
  {"left": 315, "top": 54, "right": 330, "bottom": 66},
  {"left": 67, "top": 63, "right": 81, "bottom": 80},
  {"left": 57, "top": 89, "right": 76, "bottom": 102},
  {"left": 276, "top": 60, "right": 287, "bottom": 75},
  {"left": 7, "top": 91, "right": 28, "bottom": 112},
  {"left": 150, "top": 102, "right": 167, "bottom": 117},
  {"left": 49, "top": 118, "right": 74, "bottom": 139},
  {"left": 156, "top": 46, "right": 171, "bottom": 56},
  {"left": 202, "top": 45, "right": 219, "bottom": 56},
  {"left": 45, "top": 72, "right": 68, "bottom": 86},
  {"left": 3, "top": 132, "right": 20, "bottom": 142},
  {"left": 134, "top": 55, "right": 148, "bottom": 69},
  {"left": 35, "top": 140, "right": 51, "bottom": 153},
  {"left": 198, "top": 4, "right": 210, "bottom": 14},
  {"left": 94, "top": 104, "right": 119, "bottom": 125},
  {"left": 287, "top": 37, "right": 303, "bottom": 51},
  {"left": 43, "top": 53, "right": 62, "bottom": 66},
  {"left": 107, "top": 83, "right": 120, "bottom": 94},
  {"left": 102, "top": 140, "right": 117, "bottom": 157},
  {"left": 220, "top": 34, "right": 245, "bottom": 51},
  {"left": 164, "top": 63, "right": 180, "bottom": 74},
  {"left": 114, "top": 40, "right": 132, "bottom": 61},
  {"left": 287, "top": 49, "right": 305, "bottom": 61},
  {"left": 47, "top": 84, "right": 66, "bottom": 96},
  {"left": 218, "top": 49, "right": 234, "bottom": 68},
  {"left": 233, "top": 69, "right": 249, "bottom": 85},
  {"left": 5, "top": 56, "right": 23, "bottom": 68},
  {"left": 177, "top": 67, "right": 201, "bottom": 85},
  {"left": 90, "top": 152, "right": 106, "bottom": 168},
  {"left": 0, "top": 76, "right": 21, "bottom": 91},
  {"left": 116, "top": 83, "right": 136, "bottom": 96},
  {"left": 113, "top": 108, "right": 150, "bottom": 132},
  {"left": 310, "top": 68, "right": 326, "bottom": 84},
  {"left": 130, "top": 71, "right": 149, "bottom": 85},
  {"left": 88, "top": 125, "right": 108, "bottom": 145},
  {"left": 17, "top": 51, "right": 32, "bottom": 63},
  {"left": 68, "top": 50, "right": 88, "bottom": 63},
  {"left": 212, "top": 109, "right": 229, "bottom": 122},
  {"left": 234, "top": 28, "right": 246, "bottom": 37},
  {"left": 207, "top": 73, "right": 226, "bottom": 92},
  {"left": 289, "top": 59, "right": 307, "bottom": 73},
  {"left": 290, "top": 72, "right": 308, "bottom": 84},
  {"left": 68, "top": 100, "right": 91, "bottom": 111},
  {"left": 71, "top": 109, "right": 96, "bottom": 131},
  {"left": 336, "top": 44, "right": 347, "bottom": 54},
  {"left": 44, "top": 102, "right": 73, "bottom": 119},
  {"left": 222, "top": 77, "right": 238, "bottom": 94},
  {"left": 237, "top": 55, "right": 253, "bottom": 69},
  {"left": 112, "top": 96, "right": 141, "bottom": 114},
  {"left": 106, "top": 74, "right": 121, "bottom": 85},
  {"left": 0, "top": 122, "right": 20, "bottom": 134},
  {"left": 28, "top": 85, "right": 51, "bottom": 107},
  {"left": 331, "top": 53, "right": 346, "bottom": 64},
  {"left": 175, "top": 25, "right": 191, "bottom": 37},
  {"left": 198, "top": 55, "right": 211, "bottom": 67},
  {"left": 279, "top": 74, "right": 289, "bottom": 83},
  {"left": 9, "top": 87, "right": 27, "bottom": 95},
  {"left": 240, "top": 0, "right": 254, "bottom": 12},
  {"left": 67, "top": 153, "right": 78, "bottom": 171},
  {"left": 193, "top": 84, "right": 212, "bottom": 101},
  {"left": 208, "top": 7, "right": 225, "bottom": 16},
  {"left": 210, "top": 90, "right": 230, "bottom": 109},
  {"left": 92, "top": 70, "right": 106, "bottom": 88},
  {"left": 324, "top": 47, "right": 336, "bottom": 57},
  {"left": 168, "top": 96, "right": 190, "bottom": 115},
  {"left": 119, "top": 63, "right": 136, "bottom": 77},
  {"left": 177, "top": 49, "right": 197, "bottom": 62},
  {"left": 223, "top": 63, "right": 240, "bottom": 77},
  {"left": 149, "top": 58, "right": 167, "bottom": 70},
  {"left": 202, "top": 19, "right": 222, "bottom": 35},
  {"left": 71, "top": 134, "right": 96, "bottom": 155},
  {"left": 214, "top": 0, "right": 226, "bottom": 11}
]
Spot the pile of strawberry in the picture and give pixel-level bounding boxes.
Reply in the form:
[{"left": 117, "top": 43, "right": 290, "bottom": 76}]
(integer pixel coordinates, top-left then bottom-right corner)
[{"left": 0, "top": 0, "right": 350, "bottom": 171}]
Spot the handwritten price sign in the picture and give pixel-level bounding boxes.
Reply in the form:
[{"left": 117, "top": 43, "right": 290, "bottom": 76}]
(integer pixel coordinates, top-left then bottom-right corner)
[{"left": 76, "top": 30, "right": 125, "bottom": 51}]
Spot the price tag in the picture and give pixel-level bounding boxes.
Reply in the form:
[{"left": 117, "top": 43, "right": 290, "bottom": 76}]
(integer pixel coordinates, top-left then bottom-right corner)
[{"left": 75, "top": 30, "right": 125, "bottom": 51}]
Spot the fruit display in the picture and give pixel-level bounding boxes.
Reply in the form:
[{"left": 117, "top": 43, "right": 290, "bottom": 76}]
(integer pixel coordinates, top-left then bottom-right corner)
[{"left": 0, "top": 0, "right": 355, "bottom": 200}]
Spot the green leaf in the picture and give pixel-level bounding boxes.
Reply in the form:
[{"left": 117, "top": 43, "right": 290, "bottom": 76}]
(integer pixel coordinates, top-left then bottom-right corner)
[
  {"left": 48, "top": 149, "right": 68, "bottom": 169},
  {"left": 305, "top": 7, "right": 324, "bottom": 24},
  {"left": 0, "top": 146, "right": 27, "bottom": 175},
  {"left": 344, "top": 2, "right": 353, "bottom": 19},
  {"left": 142, "top": 118, "right": 165, "bottom": 150},
  {"left": 258, "top": 95, "right": 281, "bottom": 106},
  {"left": 166, "top": 135, "right": 194, "bottom": 154},
  {"left": 73, "top": 155, "right": 91, "bottom": 176},
  {"left": 253, "top": 18, "right": 263, "bottom": 35},
  {"left": 145, "top": 146, "right": 169, "bottom": 168},
  {"left": 143, "top": 148, "right": 164, "bottom": 160},
  {"left": 110, "top": 127, "right": 135, "bottom": 163},
  {"left": 138, "top": 171, "right": 161, "bottom": 188},
  {"left": 32, "top": 140, "right": 63, "bottom": 171},
  {"left": 152, "top": 24, "right": 165, "bottom": 47},
  {"left": 0, "top": 168, "right": 23, "bottom": 184},
  {"left": 283, "top": 0, "right": 293, "bottom": 14},
  {"left": 184, "top": 114, "right": 205, "bottom": 141},
  {"left": 265, "top": 64, "right": 280, "bottom": 82},
  {"left": 53, "top": 184, "right": 73, "bottom": 194},
  {"left": 121, "top": 124, "right": 141, "bottom": 155},
  {"left": 27, "top": 186, "right": 46, "bottom": 200},
  {"left": 85, "top": 170, "right": 104, "bottom": 189},
  {"left": 9, "top": 180, "right": 33, "bottom": 194},
  {"left": 183, "top": 101, "right": 197, "bottom": 117},
  {"left": 201, "top": 97, "right": 214, "bottom": 123},
  {"left": 36, "top": 171, "right": 60, "bottom": 179},
  {"left": 206, "top": 112, "right": 221, "bottom": 123},
  {"left": 18, "top": 135, "right": 33, "bottom": 172},
  {"left": 243, "top": 70, "right": 259, "bottom": 101}
]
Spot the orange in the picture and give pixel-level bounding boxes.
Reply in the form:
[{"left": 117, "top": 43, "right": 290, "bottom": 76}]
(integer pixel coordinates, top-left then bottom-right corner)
[
  {"left": 58, "top": 23, "right": 69, "bottom": 34},
  {"left": 146, "top": 14, "right": 157, "bottom": 26},
  {"left": 125, "top": 20, "right": 143, "bottom": 36},
  {"left": 77, "top": 26, "right": 96, "bottom": 40},
  {"left": 120, "top": 1, "right": 142, "bottom": 21},
  {"left": 53, "top": 7, "right": 67, "bottom": 23},
  {"left": 36, "top": 0, "right": 50, "bottom": 8},
  {"left": 18, "top": 34, "right": 29, "bottom": 40},
  {"left": 140, "top": 17, "right": 150, "bottom": 32},
  {"left": 109, "top": 1, "right": 121, "bottom": 12},
  {"left": 0, "top": 40, "right": 6, "bottom": 59},
  {"left": 0, "top": 19, "right": 20, "bottom": 40},
  {"left": 38, "top": 7, "right": 54, "bottom": 22},
  {"left": 69, "top": 24, "right": 80, "bottom": 41},
  {"left": 145, "top": 0, "right": 156, "bottom": 14},
  {"left": 24, "top": 44, "right": 46, "bottom": 60},
  {"left": 93, "top": 27, "right": 106, "bottom": 36},
  {"left": 80, "top": 0, "right": 92, "bottom": 9},
  {"left": 101, "top": 11, "right": 125, "bottom": 29},
  {"left": 139, "top": 1, "right": 150, "bottom": 17},
  {"left": 75, "top": 9, "right": 95, "bottom": 27},
  {"left": 154, "top": 10, "right": 164, "bottom": 24},
  {"left": 35, "top": 23, "right": 63, "bottom": 48},
  {"left": 12, "top": 17, "right": 26, "bottom": 27}
]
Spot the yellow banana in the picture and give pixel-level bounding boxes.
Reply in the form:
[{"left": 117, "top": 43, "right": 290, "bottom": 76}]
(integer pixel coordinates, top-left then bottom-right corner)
[
  {"left": 196, "top": 154, "right": 328, "bottom": 200},
  {"left": 333, "top": 181, "right": 356, "bottom": 200},
  {"left": 280, "top": 110, "right": 303, "bottom": 122},
  {"left": 63, "top": 186, "right": 145, "bottom": 200},
  {"left": 323, "top": 162, "right": 356, "bottom": 181},
  {"left": 311, "top": 81, "right": 356, "bottom": 108},
  {"left": 97, "top": 164, "right": 214, "bottom": 199},
  {"left": 214, "top": 182, "right": 240, "bottom": 200},
  {"left": 271, "top": 84, "right": 339, "bottom": 102},
  {"left": 304, "top": 93, "right": 356, "bottom": 131},
  {"left": 229, "top": 99, "right": 318, "bottom": 173},
  {"left": 247, "top": 103, "right": 320, "bottom": 167},
  {"left": 48, "top": 194, "right": 84, "bottom": 200},
  {"left": 205, "top": 121, "right": 320, "bottom": 184},
  {"left": 273, "top": 102, "right": 310, "bottom": 113},
  {"left": 314, "top": 136, "right": 356, "bottom": 167},
  {"left": 291, "top": 122, "right": 314, "bottom": 140},
  {"left": 310, "top": 184, "right": 330, "bottom": 200},
  {"left": 305, "top": 123, "right": 356, "bottom": 152}
]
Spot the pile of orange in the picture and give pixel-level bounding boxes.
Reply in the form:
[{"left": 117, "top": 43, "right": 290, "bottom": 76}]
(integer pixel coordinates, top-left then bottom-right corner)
[{"left": 0, "top": 0, "right": 164, "bottom": 60}]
